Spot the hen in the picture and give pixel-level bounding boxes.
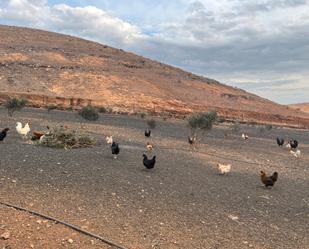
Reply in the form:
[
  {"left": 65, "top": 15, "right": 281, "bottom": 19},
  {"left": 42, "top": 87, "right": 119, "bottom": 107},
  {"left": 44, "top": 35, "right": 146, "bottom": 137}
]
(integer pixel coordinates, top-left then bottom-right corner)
[
  {"left": 16, "top": 122, "right": 30, "bottom": 138},
  {"left": 276, "top": 137, "right": 284, "bottom": 146},
  {"left": 146, "top": 142, "right": 153, "bottom": 151},
  {"left": 106, "top": 136, "right": 113, "bottom": 145},
  {"left": 288, "top": 139, "right": 298, "bottom": 149},
  {"left": 216, "top": 163, "right": 231, "bottom": 175},
  {"left": 290, "top": 149, "right": 301, "bottom": 158},
  {"left": 0, "top": 128, "right": 9, "bottom": 142},
  {"left": 145, "top": 130, "right": 151, "bottom": 137},
  {"left": 188, "top": 136, "right": 196, "bottom": 145},
  {"left": 143, "top": 154, "right": 156, "bottom": 169},
  {"left": 260, "top": 171, "right": 278, "bottom": 187},
  {"left": 111, "top": 141, "right": 120, "bottom": 159},
  {"left": 242, "top": 133, "right": 249, "bottom": 140}
]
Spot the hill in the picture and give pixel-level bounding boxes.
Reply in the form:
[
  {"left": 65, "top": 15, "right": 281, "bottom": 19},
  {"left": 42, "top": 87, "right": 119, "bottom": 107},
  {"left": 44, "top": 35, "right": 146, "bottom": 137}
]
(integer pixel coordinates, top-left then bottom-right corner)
[{"left": 0, "top": 25, "right": 308, "bottom": 128}]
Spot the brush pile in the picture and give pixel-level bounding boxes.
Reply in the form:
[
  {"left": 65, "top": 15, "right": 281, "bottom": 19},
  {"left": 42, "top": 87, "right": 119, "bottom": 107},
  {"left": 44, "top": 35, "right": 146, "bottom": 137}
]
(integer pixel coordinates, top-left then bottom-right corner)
[{"left": 39, "top": 126, "right": 96, "bottom": 149}]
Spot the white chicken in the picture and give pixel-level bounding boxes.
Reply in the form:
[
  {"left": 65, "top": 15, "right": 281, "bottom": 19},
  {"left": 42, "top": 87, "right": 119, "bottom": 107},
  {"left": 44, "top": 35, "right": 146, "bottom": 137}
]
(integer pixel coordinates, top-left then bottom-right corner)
[
  {"left": 242, "top": 133, "right": 248, "bottom": 140},
  {"left": 106, "top": 136, "right": 113, "bottom": 145},
  {"left": 16, "top": 122, "right": 30, "bottom": 139},
  {"left": 290, "top": 149, "right": 301, "bottom": 158},
  {"left": 216, "top": 163, "right": 231, "bottom": 175}
]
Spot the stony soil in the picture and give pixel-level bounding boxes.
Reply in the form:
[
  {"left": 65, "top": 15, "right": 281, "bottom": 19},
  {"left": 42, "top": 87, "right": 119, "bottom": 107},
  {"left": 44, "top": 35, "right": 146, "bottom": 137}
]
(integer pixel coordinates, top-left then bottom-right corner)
[{"left": 0, "top": 107, "right": 308, "bottom": 249}]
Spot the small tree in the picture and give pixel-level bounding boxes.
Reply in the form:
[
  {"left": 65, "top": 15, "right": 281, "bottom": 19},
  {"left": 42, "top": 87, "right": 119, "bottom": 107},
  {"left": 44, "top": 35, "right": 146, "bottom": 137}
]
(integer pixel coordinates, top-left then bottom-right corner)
[
  {"left": 147, "top": 119, "right": 157, "bottom": 129},
  {"left": 187, "top": 111, "right": 217, "bottom": 139},
  {"left": 78, "top": 106, "right": 99, "bottom": 121},
  {"left": 5, "top": 98, "right": 27, "bottom": 116}
]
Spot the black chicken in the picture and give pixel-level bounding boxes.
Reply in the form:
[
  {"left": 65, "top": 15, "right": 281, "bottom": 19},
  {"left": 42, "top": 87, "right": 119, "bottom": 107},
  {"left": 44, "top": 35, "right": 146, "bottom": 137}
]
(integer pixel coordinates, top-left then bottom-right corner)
[
  {"left": 276, "top": 137, "right": 284, "bottom": 146},
  {"left": 289, "top": 139, "right": 298, "bottom": 149},
  {"left": 0, "top": 128, "right": 9, "bottom": 142},
  {"left": 111, "top": 141, "right": 120, "bottom": 159},
  {"left": 143, "top": 154, "right": 156, "bottom": 169},
  {"left": 188, "top": 136, "right": 196, "bottom": 145},
  {"left": 145, "top": 130, "right": 151, "bottom": 137},
  {"left": 260, "top": 171, "right": 278, "bottom": 187}
]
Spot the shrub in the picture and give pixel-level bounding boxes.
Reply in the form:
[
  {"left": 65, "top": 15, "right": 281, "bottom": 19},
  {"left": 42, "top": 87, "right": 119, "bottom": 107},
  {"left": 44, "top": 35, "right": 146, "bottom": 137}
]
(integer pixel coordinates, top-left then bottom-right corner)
[
  {"left": 5, "top": 98, "right": 27, "bottom": 116},
  {"left": 265, "top": 124, "right": 273, "bottom": 131},
  {"left": 147, "top": 119, "right": 157, "bottom": 129},
  {"left": 39, "top": 126, "right": 96, "bottom": 149},
  {"left": 78, "top": 106, "right": 99, "bottom": 121},
  {"left": 140, "top": 112, "right": 146, "bottom": 119},
  {"left": 188, "top": 111, "right": 217, "bottom": 132},
  {"left": 98, "top": 107, "right": 107, "bottom": 113},
  {"left": 230, "top": 122, "right": 241, "bottom": 133},
  {"left": 47, "top": 105, "right": 57, "bottom": 112}
]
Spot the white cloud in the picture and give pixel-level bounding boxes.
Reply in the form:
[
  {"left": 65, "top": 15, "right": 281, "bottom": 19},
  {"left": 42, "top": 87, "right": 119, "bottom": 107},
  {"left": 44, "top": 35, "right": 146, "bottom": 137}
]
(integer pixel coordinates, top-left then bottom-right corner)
[{"left": 0, "top": 0, "right": 143, "bottom": 46}]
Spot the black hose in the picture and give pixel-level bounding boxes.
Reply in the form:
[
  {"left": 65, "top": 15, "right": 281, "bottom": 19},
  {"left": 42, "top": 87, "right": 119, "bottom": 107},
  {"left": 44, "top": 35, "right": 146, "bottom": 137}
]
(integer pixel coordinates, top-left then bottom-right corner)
[{"left": 0, "top": 201, "right": 128, "bottom": 249}]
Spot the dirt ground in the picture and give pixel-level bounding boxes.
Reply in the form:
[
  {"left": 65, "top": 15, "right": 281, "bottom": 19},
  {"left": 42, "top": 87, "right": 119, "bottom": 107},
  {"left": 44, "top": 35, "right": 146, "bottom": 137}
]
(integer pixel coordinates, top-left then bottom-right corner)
[{"left": 0, "top": 107, "right": 308, "bottom": 249}]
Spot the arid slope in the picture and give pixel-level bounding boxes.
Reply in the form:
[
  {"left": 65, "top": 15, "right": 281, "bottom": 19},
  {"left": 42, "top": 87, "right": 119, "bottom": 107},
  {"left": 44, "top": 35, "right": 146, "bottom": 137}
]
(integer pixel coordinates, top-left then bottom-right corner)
[{"left": 0, "top": 25, "right": 308, "bottom": 127}]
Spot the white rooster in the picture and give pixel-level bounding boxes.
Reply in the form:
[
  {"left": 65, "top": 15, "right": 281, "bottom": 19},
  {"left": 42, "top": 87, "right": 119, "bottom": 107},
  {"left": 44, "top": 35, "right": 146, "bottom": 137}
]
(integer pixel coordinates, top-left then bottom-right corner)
[
  {"left": 216, "top": 163, "right": 231, "bottom": 175},
  {"left": 16, "top": 122, "right": 31, "bottom": 139}
]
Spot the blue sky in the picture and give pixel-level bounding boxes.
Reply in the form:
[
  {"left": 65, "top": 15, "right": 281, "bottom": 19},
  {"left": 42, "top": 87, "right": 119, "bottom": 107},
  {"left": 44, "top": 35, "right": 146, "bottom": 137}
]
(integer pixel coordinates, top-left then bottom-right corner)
[{"left": 0, "top": 0, "right": 309, "bottom": 104}]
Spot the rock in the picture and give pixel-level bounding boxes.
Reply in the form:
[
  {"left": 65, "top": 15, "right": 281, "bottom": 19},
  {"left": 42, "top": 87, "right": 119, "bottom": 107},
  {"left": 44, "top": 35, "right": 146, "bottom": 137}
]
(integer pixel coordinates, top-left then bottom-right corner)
[
  {"left": 67, "top": 238, "right": 74, "bottom": 244},
  {"left": 1, "top": 231, "right": 10, "bottom": 240}
]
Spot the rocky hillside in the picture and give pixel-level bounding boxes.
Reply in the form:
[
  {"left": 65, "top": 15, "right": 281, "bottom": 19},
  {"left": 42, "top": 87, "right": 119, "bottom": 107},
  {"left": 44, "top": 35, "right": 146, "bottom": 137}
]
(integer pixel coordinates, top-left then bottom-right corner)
[
  {"left": 289, "top": 103, "right": 309, "bottom": 114},
  {"left": 0, "top": 25, "right": 308, "bottom": 128}
]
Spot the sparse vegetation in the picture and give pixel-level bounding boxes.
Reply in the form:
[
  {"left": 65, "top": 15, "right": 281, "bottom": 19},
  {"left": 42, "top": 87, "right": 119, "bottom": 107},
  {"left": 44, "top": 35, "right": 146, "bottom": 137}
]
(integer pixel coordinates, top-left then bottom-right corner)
[
  {"left": 140, "top": 112, "right": 146, "bottom": 119},
  {"left": 5, "top": 97, "right": 28, "bottom": 116},
  {"left": 78, "top": 106, "right": 99, "bottom": 121},
  {"left": 231, "top": 122, "right": 241, "bottom": 133},
  {"left": 47, "top": 105, "right": 57, "bottom": 112},
  {"left": 147, "top": 119, "right": 157, "bottom": 129},
  {"left": 187, "top": 111, "right": 217, "bottom": 139},
  {"left": 265, "top": 124, "right": 273, "bottom": 131},
  {"left": 39, "top": 126, "right": 96, "bottom": 149},
  {"left": 98, "top": 107, "right": 107, "bottom": 113}
]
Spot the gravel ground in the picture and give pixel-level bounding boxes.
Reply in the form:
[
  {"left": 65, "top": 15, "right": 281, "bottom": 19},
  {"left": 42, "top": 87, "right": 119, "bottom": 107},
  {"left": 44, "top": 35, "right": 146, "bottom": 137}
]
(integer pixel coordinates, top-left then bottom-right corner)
[{"left": 0, "top": 107, "right": 308, "bottom": 249}]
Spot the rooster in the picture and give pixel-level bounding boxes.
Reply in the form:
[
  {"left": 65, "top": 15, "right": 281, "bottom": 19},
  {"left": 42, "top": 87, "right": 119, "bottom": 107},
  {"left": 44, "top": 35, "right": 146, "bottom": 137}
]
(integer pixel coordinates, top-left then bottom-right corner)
[
  {"left": 145, "top": 130, "right": 151, "bottom": 137},
  {"left": 276, "top": 137, "right": 284, "bottom": 147},
  {"left": 16, "top": 122, "right": 30, "bottom": 139},
  {"left": 0, "top": 128, "right": 9, "bottom": 142},
  {"left": 143, "top": 154, "right": 156, "bottom": 169},
  {"left": 111, "top": 141, "right": 120, "bottom": 159},
  {"left": 106, "top": 136, "right": 113, "bottom": 145},
  {"left": 290, "top": 149, "right": 301, "bottom": 158},
  {"left": 260, "top": 171, "right": 278, "bottom": 188},
  {"left": 216, "top": 163, "right": 231, "bottom": 175}
]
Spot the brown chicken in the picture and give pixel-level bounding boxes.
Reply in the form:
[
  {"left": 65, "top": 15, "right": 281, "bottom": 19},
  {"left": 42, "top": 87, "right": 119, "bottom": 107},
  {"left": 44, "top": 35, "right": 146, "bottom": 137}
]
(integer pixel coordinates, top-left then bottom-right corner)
[{"left": 260, "top": 171, "right": 278, "bottom": 187}]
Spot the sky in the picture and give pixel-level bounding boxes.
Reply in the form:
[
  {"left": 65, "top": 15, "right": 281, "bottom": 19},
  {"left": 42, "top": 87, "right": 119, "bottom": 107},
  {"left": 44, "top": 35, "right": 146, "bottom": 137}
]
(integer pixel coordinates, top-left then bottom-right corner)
[{"left": 0, "top": 0, "right": 308, "bottom": 104}]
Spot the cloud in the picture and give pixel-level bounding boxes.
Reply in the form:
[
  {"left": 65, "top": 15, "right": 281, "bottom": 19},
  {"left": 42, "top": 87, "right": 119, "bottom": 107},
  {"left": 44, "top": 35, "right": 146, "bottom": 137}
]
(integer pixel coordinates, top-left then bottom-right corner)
[{"left": 0, "top": 0, "right": 143, "bottom": 46}]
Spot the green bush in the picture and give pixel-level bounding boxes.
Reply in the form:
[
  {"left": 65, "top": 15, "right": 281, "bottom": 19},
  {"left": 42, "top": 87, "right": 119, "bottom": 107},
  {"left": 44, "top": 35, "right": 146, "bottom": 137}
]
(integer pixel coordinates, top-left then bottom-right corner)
[
  {"left": 98, "top": 107, "right": 107, "bottom": 113},
  {"left": 5, "top": 98, "right": 28, "bottom": 116},
  {"left": 140, "top": 112, "right": 146, "bottom": 119},
  {"left": 78, "top": 106, "right": 99, "bottom": 121},
  {"left": 147, "top": 119, "right": 157, "bottom": 129},
  {"left": 188, "top": 111, "right": 217, "bottom": 132},
  {"left": 47, "top": 105, "right": 57, "bottom": 112}
]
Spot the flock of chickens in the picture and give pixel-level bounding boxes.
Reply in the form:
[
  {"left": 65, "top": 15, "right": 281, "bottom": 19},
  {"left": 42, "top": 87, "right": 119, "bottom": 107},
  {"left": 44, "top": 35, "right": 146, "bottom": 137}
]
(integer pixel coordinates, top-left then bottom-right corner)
[{"left": 0, "top": 121, "right": 302, "bottom": 188}]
